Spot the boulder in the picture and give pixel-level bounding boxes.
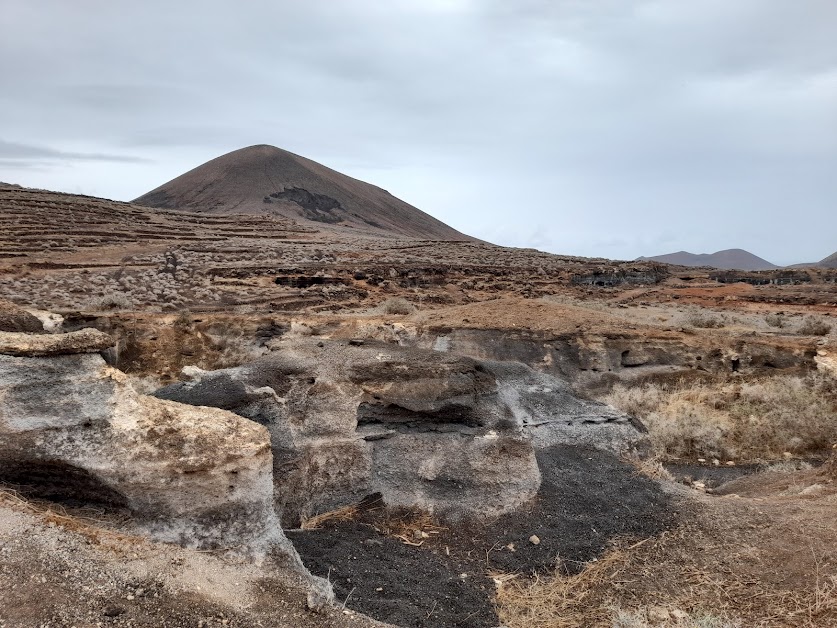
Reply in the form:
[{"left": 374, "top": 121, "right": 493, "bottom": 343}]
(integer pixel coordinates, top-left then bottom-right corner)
[
  {"left": 156, "top": 338, "right": 646, "bottom": 525},
  {"left": 0, "top": 330, "right": 294, "bottom": 558},
  {"left": 0, "top": 300, "right": 43, "bottom": 333}
]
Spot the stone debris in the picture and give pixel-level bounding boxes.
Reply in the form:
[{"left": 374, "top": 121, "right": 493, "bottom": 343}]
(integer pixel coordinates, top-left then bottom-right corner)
[{"left": 0, "top": 299, "right": 43, "bottom": 333}]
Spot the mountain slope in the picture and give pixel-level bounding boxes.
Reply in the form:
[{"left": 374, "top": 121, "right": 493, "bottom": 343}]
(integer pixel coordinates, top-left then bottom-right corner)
[
  {"left": 134, "top": 145, "right": 470, "bottom": 240},
  {"left": 816, "top": 251, "right": 837, "bottom": 268},
  {"left": 638, "top": 249, "right": 779, "bottom": 271}
]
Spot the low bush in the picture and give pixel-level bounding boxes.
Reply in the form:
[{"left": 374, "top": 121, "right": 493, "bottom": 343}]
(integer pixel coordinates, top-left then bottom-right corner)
[
  {"left": 603, "top": 373, "right": 837, "bottom": 460},
  {"left": 685, "top": 313, "right": 724, "bottom": 329},
  {"left": 764, "top": 313, "right": 785, "bottom": 328},
  {"left": 797, "top": 316, "right": 832, "bottom": 336},
  {"left": 380, "top": 297, "right": 416, "bottom": 315},
  {"left": 87, "top": 292, "right": 133, "bottom": 311}
]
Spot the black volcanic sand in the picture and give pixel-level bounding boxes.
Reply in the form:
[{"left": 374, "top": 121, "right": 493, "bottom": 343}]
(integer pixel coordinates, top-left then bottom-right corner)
[
  {"left": 287, "top": 445, "right": 676, "bottom": 628},
  {"left": 665, "top": 463, "right": 762, "bottom": 488}
]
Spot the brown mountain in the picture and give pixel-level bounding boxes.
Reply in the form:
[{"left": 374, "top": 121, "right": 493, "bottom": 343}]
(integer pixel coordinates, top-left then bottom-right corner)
[
  {"left": 638, "top": 249, "right": 778, "bottom": 271},
  {"left": 134, "top": 144, "right": 470, "bottom": 240}
]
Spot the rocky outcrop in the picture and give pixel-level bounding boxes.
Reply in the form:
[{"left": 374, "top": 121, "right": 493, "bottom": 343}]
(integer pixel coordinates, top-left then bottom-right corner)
[
  {"left": 0, "top": 329, "right": 293, "bottom": 558},
  {"left": 816, "top": 349, "right": 837, "bottom": 378},
  {"left": 0, "top": 300, "right": 43, "bottom": 333},
  {"left": 709, "top": 269, "right": 812, "bottom": 285},
  {"left": 571, "top": 266, "right": 667, "bottom": 287},
  {"left": 411, "top": 328, "right": 817, "bottom": 383},
  {"left": 155, "top": 339, "right": 646, "bottom": 525}
]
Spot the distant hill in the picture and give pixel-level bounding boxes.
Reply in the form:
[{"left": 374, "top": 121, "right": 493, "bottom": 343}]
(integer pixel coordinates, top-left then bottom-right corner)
[
  {"left": 638, "top": 249, "right": 779, "bottom": 271},
  {"left": 818, "top": 251, "right": 837, "bottom": 268},
  {"left": 134, "top": 144, "right": 470, "bottom": 240}
]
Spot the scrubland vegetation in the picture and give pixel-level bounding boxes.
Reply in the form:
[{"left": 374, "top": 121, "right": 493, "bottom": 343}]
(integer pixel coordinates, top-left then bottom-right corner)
[{"left": 604, "top": 373, "right": 837, "bottom": 461}]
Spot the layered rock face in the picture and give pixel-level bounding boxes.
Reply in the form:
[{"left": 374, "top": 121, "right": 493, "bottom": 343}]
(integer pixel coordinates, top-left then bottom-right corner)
[
  {"left": 155, "top": 339, "right": 646, "bottom": 525},
  {"left": 413, "top": 328, "right": 817, "bottom": 382},
  {"left": 0, "top": 329, "right": 290, "bottom": 557}
]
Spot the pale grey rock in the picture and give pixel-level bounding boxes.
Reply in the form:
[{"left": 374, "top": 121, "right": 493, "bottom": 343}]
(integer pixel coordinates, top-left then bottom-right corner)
[
  {"left": 0, "top": 350, "right": 296, "bottom": 559},
  {"left": 157, "top": 338, "right": 542, "bottom": 524},
  {"left": 489, "top": 360, "right": 650, "bottom": 455},
  {"left": 26, "top": 308, "right": 64, "bottom": 333}
]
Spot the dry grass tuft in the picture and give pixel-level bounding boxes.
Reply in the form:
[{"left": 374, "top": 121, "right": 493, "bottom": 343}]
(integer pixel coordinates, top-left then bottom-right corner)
[
  {"left": 798, "top": 317, "right": 832, "bottom": 337},
  {"left": 379, "top": 297, "right": 417, "bottom": 315},
  {"left": 629, "top": 457, "right": 676, "bottom": 482},
  {"left": 685, "top": 313, "right": 725, "bottom": 329},
  {"left": 496, "top": 548, "right": 626, "bottom": 627},
  {"left": 300, "top": 504, "right": 360, "bottom": 530},
  {"left": 497, "top": 517, "right": 837, "bottom": 628},
  {"left": 371, "top": 508, "right": 446, "bottom": 546},
  {"left": 0, "top": 487, "right": 142, "bottom": 552}
]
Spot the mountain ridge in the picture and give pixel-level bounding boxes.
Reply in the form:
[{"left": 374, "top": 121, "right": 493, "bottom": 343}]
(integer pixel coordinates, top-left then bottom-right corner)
[{"left": 638, "top": 248, "right": 779, "bottom": 271}]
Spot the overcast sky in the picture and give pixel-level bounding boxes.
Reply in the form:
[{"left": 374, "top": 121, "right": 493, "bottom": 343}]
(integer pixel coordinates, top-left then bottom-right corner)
[{"left": 2, "top": 1, "right": 835, "bottom": 264}]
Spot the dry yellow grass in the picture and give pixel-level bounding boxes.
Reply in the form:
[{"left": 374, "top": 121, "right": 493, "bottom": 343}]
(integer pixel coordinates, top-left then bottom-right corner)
[
  {"left": 0, "top": 488, "right": 146, "bottom": 554},
  {"left": 603, "top": 373, "right": 837, "bottom": 460},
  {"left": 497, "top": 490, "right": 837, "bottom": 628},
  {"left": 496, "top": 547, "right": 625, "bottom": 627},
  {"left": 299, "top": 503, "right": 360, "bottom": 530}
]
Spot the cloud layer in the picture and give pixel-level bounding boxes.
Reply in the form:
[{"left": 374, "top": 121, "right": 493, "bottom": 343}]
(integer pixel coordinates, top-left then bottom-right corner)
[{"left": 2, "top": 0, "right": 835, "bottom": 264}]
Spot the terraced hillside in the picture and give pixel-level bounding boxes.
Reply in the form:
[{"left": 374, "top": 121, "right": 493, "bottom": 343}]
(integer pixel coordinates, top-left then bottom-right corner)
[{"left": 0, "top": 184, "right": 312, "bottom": 262}]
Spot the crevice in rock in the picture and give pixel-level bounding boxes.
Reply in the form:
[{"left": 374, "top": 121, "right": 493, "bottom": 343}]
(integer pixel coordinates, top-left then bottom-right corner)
[{"left": 356, "top": 401, "right": 483, "bottom": 428}]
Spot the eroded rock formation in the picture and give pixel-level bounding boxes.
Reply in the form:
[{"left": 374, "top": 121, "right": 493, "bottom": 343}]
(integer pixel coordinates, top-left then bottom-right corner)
[
  {"left": 0, "top": 328, "right": 294, "bottom": 558},
  {"left": 155, "top": 338, "right": 647, "bottom": 525}
]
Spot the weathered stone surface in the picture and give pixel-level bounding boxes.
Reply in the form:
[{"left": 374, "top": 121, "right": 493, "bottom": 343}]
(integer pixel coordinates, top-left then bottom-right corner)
[
  {"left": 0, "top": 349, "right": 294, "bottom": 557},
  {"left": 0, "top": 327, "right": 114, "bottom": 356},
  {"left": 0, "top": 300, "right": 43, "bottom": 333},
  {"left": 410, "top": 327, "right": 817, "bottom": 382},
  {"left": 156, "top": 338, "right": 646, "bottom": 524},
  {"left": 489, "top": 360, "right": 649, "bottom": 454}
]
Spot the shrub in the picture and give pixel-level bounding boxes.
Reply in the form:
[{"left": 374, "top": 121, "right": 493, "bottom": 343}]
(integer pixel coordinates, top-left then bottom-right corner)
[
  {"left": 87, "top": 292, "right": 133, "bottom": 311},
  {"left": 685, "top": 313, "right": 724, "bottom": 329},
  {"left": 764, "top": 313, "right": 785, "bottom": 328},
  {"left": 380, "top": 297, "right": 416, "bottom": 315},
  {"left": 797, "top": 316, "right": 832, "bottom": 336}
]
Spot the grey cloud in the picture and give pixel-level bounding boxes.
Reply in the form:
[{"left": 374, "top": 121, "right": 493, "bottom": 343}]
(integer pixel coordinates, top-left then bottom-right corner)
[{"left": 0, "top": 140, "right": 149, "bottom": 164}]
